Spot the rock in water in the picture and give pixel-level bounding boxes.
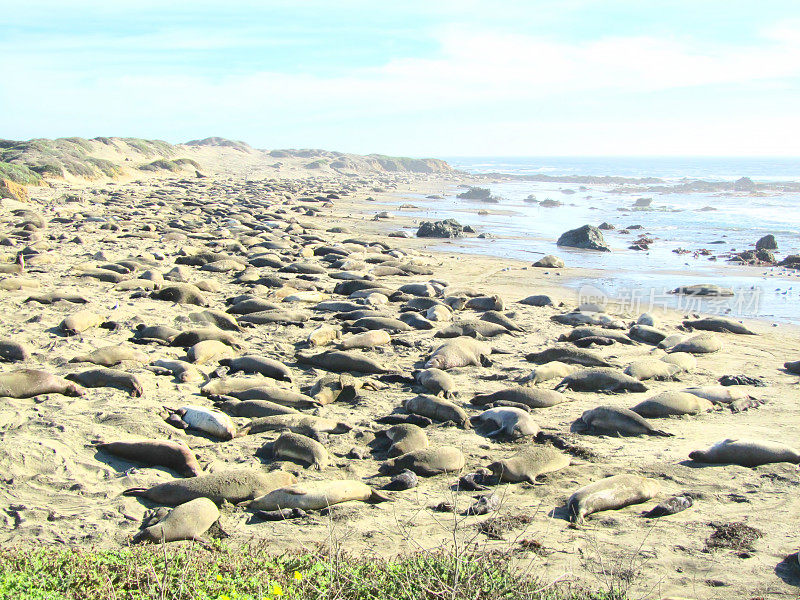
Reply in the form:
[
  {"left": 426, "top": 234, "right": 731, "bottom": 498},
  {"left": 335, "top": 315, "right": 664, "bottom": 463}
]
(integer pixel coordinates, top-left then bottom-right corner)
[
  {"left": 755, "top": 234, "right": 777, "bottom": 250},
  {"left": 533, "top": 255, "right": 565, "bottom": 268},
  {"left": 416, "top": 219, "right": 464, "bottom": 238},
  {"left": 556, "top": 225, "right": 610, "bottom": 252}
]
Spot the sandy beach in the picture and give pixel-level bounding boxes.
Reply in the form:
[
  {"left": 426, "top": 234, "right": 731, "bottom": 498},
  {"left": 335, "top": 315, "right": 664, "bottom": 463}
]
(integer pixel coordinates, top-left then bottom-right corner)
[{"left": 1, "top": 143, "right": 799, "bottom": 600}]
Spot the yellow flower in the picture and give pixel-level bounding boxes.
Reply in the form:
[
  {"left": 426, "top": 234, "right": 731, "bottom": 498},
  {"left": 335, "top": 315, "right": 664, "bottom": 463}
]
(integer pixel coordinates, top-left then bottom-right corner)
[
  {"left": 293, "top": 571, "right": 303, "bottom": 581},
  {"left": 271, "top": 583, "right": 284, "bottom": 596},
  {"left": 216, "top": 574, "right": 224, "bottom": 582},
  {"left": 219, "top": 595, "right": 230, "bottom": 600}
]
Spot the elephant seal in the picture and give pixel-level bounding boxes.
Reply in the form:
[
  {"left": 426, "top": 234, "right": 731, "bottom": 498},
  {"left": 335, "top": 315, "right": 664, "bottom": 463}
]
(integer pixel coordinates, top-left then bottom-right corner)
[
  {"left": 271, "top": 432, "right": 330, "bottom": 470},
  {"left": 296, "top": 350, "right": 393, "bottom": 374},
  {"left": 0, "top": 339, "right": 30, "bottom": 362},
  {"left": 188, "top": 309, "right": 243, "bottom": 332},
  {"left": 339, "top": 330, "right": 391, "bottom": 350},
  {"left": 481, "top": 310, "right": 523, "bottom": 332},
  {"left": 170, "top": 327, "right": 243, "bottom": 348},
  {"left": 399, "top": 312, "right": 436, "bottom": 330},
  {"left": 66, "top": 368, "right": 144, "bottom": 397},
  {"left": 471, "top": 407, "right": 539, "bottom": 438},
  {"left": 661, "top": 352, "right": 696, "bottom": 372},
  {"left": 188, "top": 340, "right": 236, "bottom": 364},
  {"left": 520, "top": 361, "right": 578, "bottom": 385},
  {"left": 148, "top": 359, "right": 207, "bottom": 384},
  {"left": 556, "top": 368, "right": 648, "bottom": 393},
  {"left": 575, "top": 406, "right": 672, "bottom": 437},
  {"left": 307, "top": 373, "right": 367, "bottom": 405},
  {"left": 425, "top": 337, "right": 492, "bottom": 370},
  {"left": 631, "top": 391, "right": 715, "bottom": 418},
  {"left": 212, "top": 396, "right": 298, "bottom": 417},
  {"left": 644, "top": 495, "right": 693, "bottom": 518},
  {"left": 681, "top": 385, "right": 754, "bottom": 404},
  {"left": 60, "top": 310, "right": 106, "bottom": 336},
  {"left": 560, "top": 327, "right": 635, "bottom": 345},
  {"left": 70, "top": 346, "right": 148, "bottom": 367},
  {"left": 217, "top": 355, "right": 292, "bottom": 382},
  {"left": 670, "top": 333, "right": 721, "bottom": 354},
  {"left": 628, "top": 324, "right": 667, "bottom": 344},
  {"left": 165, "top": 405, "right": 237, "bottom": 440},
  {"left": 568, "top": 474, "right": 661, "bottom": 524},
  {"left": 683, "top": 317, "right": 756, "bottom": 335},
  {"left": 93, "top": 439, "right": 201, "bottom": 476},
  {"left": 470, "top": 386, "right": 567, "bottom": 409},
  {"left": 623, "top": 359, "right": 681, "bottom": 381},
  {"left": 226, "top": 386, "right": 320, "bottom": 409},
  {"left": 239, "top": 414, "right": 351, "bottom": 439},
  {"left": 434, "top": 321, "right": 509, "bottom": 339},
  {"left": 689, "top": 439, "right": 800, "bottom": 467},
  {"left": 248, "top": 480, "right": 391, "bottom": 511},
  {"left": 784, "top": 360, "right": 800, "bottom": 375},
  {"left": 465, "top": 295, "right": 504, "bottom": 311},
  {"left": 152, "top": 284, "right": 207, "bottom": 306},
  {"left": 487, "top": 446, "right": 570, "bottom": 483},
  {"left": 382, "top": 424, "right": 429, "bottom": 457},
  {"left": 237, "top": 309, "right": 311, "bottom": 325},
  {"left": 413, "top": 368, "right": 457, "bottom": 398},
  {"left": 200, "top": 376, "right": 285, "bottom": 397},
  {"left": 379, "top": 446, "right": 466, "bottom": 476},
  {"left": 525, "top": 346, "right": 614, "bottom": 368},
  {"left": 350, "top": 317, "right": 411, "bottom": 333},
  {"left": 132, "top": 324, "right": 181, "bottom": 345},
  {"left": 125, "top": 469, "right": 296, "bottom": 505},
  {"left": 0, "top": 369, "right": 85, "bottom": 398},
  {"left": 24, "top": 292, "right": 88, "bottom": 305},
  {"left": 133, "top": 497, "right": 219, "bottom": 543},
  {"left": 403, "top": 394, "right": 470, "bottom": 428},
  {"left": 306, "top": 324, "right": 340, "bottom": 347}
]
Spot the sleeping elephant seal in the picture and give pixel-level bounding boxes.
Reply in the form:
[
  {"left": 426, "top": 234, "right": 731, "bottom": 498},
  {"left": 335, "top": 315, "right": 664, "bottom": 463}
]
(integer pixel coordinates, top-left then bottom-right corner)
[
  {"left": 425, "top": 337, "right": 492, "bottom": 370},
  {"left": 217, "top": 355, "right": 292, "bottom": 382},
  {"left": 152, "top": 284, "right": 207, "bottom": 306},
  {"left": 556, "top": 368, "right": 648, "bottom": 393},
  {"left": 0, "top": 339, "right": 30, "bottom": 362},
  {"left": 133, "top": 497, "right": 219, "bottom": 543},
  {"left": 382, "top": 424, "right": 429, "bottom": 457},
  {"left": 470, "top": 407, "right": 539, "bottom": 438},
  {"left": 689, "top": 439, "right": 800, "bottom": 467},
  {"left": 148, "top": 359, "right": 207, "bottom": 384},
  {"left": 270, "top": 432, "right": 330, "bottom": 470},
  {"left": 0, "top": 369, "right": 85, "bottom": 398},
  {"left": 238, "top": 414, "right": 351, "bottom": 439},
  {"left": 188, "top": 340, "right": 236, "bottom": 364},
  {"left": 296, "top": 350, "right": 394, "bottom": 374},
  {"left": 623, "top": 359, "right": 681, "bottom": 381},
  {"left": 631, "top": 391, "right": 715, "bottom": 418},
  {"left": 66, "top": 368, "right": 144, "bottom": 397},
  {"left": 487, "top": 446, "right": 570, "bottom": 483},
  {"left": 59, "top": 310, "right": 106, "bottom": 336},
  {"left": 669, "top": 333, "right": 721, "bottom": 354},
  {"left": 568, "top": 474, "right": 661, "bottom": 524},
  {"left": 165, "top": 405, "right": 237, "bottom": 440},
  {"left": 519, "top": 361, "right": 578, "bottom": 385},
  {"left": 683, "top": 316, "right": 756, "bottom": 335},
  {"left": 124, "top": 469, "right": 296, "bottom": 505},
  {"left": 70, "top": 346, "right": 148, "bottom": 367},
  {"left": 575, "top": 406, "right": 672, "bottom": 437},
  {"left": 470, "top": 386, "right": 567, "bottom": 409},
  {"left": 379, "top": 446, "right": 465, "bottom": 476},
  {"left": 525, "top": 346, "right": 614, "bottom": 368},
  {"left": 785, "top": 360, "right": 800, "bottom": 375},
  {"left": 248, "top": 480, "right": 391, "bottom": 511},
  {"left": 212, "top": 396, "right": 299, "bottom": 418},
  {"left": 93, "top": 439, "right": 202, "bottom": 476},
  {"left": 403, "top": 394, "right": 470, "bottom": 428},
  {"left": 413, "top": 368, "right": 457, "bottom": 398}
]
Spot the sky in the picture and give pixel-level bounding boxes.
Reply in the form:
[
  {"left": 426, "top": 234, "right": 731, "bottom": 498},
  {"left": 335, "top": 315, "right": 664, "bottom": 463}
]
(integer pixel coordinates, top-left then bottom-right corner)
[{"left": 1, "top": 0, "right": 799, "bottom": 157}]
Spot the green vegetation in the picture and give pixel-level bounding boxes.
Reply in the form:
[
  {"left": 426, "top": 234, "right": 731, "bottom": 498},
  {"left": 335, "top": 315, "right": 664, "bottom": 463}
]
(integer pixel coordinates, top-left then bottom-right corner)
[
  {"left": 367, "top": 154, "right": 449, "bottom": 174},
  {"left": 121, "top": 138, "right": 176, "bottom": 158},
  {"left": 0, "top": 162, "right": 42, "bottom": 185},
  {"left": 139, "top": 158, "right": 201, "bottom": 172},
  {"left": 0, "top": 544, "right": 625, "bottom": 600}
]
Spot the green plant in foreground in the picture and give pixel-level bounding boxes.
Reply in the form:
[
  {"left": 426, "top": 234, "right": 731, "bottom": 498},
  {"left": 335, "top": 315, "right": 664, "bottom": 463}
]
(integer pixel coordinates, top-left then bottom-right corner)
[{"left": 0, "top": 543, "right": 626, "bottom": 600}]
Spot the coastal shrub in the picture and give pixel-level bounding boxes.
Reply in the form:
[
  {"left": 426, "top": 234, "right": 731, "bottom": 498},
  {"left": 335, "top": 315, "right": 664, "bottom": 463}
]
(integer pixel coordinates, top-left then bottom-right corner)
[
  {"left": 139, "top": 158, "right": 201, "bottom": 172},
  {"left": 0, "top": 544, "right": 626, "bottom": 600},
  {"left": 0, "top": 162, "right": 42, "bottom": 185}
]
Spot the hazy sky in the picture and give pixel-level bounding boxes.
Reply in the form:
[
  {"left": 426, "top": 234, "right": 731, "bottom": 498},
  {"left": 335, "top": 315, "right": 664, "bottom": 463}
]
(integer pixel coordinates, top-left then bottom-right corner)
[{"left": 2, "top": 1, "right": 799, "bottom": 157}]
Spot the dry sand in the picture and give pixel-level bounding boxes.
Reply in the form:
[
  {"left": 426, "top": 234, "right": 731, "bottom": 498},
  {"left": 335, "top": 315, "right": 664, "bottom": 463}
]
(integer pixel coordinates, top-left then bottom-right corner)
[{"left": 1, "top": 153, "right": 799, "bottom": 600}]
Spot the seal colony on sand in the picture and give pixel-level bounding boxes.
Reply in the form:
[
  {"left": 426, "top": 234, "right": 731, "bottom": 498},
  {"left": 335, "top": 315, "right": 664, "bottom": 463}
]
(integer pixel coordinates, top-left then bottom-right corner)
[{"left": 0, "top": 147, "right": 797, "bottom": 599}]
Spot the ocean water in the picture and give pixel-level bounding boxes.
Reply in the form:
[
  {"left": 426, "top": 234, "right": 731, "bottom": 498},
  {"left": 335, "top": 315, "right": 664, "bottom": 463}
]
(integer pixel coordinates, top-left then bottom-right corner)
[{"left": 392, "top": 157, "right": 800, "bottom": 324}]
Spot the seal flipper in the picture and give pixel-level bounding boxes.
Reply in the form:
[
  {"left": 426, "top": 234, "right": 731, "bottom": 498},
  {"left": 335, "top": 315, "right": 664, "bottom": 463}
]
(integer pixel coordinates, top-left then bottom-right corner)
[
  {"left": 368, "top": 488, "right": 393, "bottom": 503},
  {"left": 122, "top": 487, "right": 149, "bottom": 497}
]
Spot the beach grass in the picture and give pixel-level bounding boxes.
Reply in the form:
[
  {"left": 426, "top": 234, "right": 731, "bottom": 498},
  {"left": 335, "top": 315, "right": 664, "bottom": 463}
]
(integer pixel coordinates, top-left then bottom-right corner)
[{"left": 0, "top": 543, "right": 625, "bottom": 600}]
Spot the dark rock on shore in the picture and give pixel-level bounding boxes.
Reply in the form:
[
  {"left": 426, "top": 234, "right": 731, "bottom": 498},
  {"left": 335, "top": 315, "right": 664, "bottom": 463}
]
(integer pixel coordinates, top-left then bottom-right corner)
[
  {"left": 557, "top": 225, "right": 610, "bottom": 252},
  {"left": 756, "top": 234, "right": 777, "bottom": 251},
  {"left": 417, "top": 219, "right": 464, "bottom": 238}
]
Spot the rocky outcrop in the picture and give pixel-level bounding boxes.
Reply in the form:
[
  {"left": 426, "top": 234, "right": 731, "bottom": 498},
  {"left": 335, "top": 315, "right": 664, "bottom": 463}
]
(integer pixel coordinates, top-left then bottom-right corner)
[
  {"left": 755, "top": 234, "right": 777, "bottom": 251},
  {"left": 557, "top": 225, "right": 610, "bottom": 252},
  {"left": 417, "top": 219, "right": 464, "bottom": 238},
  {"left": 533, "top": 255, "right": 565, "bottom": 268}
]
